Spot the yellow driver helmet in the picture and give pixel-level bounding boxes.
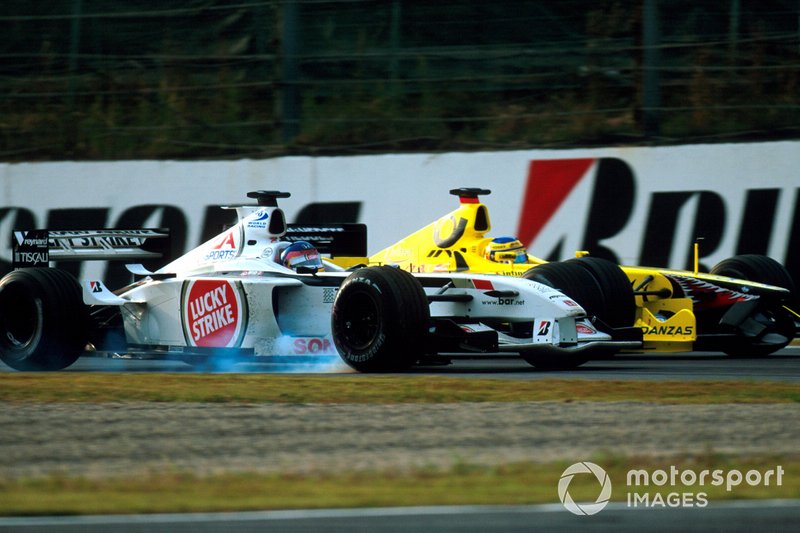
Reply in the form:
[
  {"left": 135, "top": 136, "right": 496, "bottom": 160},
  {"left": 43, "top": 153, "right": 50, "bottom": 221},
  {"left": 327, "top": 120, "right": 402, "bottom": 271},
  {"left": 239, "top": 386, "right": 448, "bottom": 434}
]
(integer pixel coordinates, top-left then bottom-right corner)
[{"left": 484, "top": 237, "right": 529, "bottom": 264}]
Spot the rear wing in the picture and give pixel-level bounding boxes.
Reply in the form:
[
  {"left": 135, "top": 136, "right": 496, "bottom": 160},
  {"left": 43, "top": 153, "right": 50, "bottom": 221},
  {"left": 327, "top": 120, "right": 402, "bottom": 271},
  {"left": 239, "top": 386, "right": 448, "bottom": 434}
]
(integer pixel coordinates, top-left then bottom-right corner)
[
  {"left": 12, "top": 229, "right": 170, "bottom": 268},
  {"left": 285, "top": 224, "right": 367, "bottom": 258}
]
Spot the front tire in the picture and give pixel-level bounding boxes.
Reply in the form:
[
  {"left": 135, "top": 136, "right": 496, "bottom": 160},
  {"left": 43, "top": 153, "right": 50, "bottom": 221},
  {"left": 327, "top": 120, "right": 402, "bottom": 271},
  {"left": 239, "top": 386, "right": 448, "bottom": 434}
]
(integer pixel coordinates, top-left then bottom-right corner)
[
  {"left": 331, "top": 266, "right": 430, "bottom": 372},
  {"left": 0, "top": 268, "right": 89, "bottom": 371}
]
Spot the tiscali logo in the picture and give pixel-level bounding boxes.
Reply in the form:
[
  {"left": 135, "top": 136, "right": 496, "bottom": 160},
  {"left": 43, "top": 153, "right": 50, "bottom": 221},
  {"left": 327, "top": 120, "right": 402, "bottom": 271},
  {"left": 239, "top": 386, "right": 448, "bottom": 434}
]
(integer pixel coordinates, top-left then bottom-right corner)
[
  {"left": 558, "top": 461, "right": 612, "bottom": 516},
  {"left": 182, "top": 280, "right": 247, "bottom": 348}
]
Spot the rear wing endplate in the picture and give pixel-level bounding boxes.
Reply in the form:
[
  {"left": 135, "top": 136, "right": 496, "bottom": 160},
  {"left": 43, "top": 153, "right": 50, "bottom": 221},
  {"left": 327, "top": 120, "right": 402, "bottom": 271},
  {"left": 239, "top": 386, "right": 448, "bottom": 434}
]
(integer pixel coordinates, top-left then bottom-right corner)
[{"left": 12, "top": 229, "right": 170, "bottom": 268}]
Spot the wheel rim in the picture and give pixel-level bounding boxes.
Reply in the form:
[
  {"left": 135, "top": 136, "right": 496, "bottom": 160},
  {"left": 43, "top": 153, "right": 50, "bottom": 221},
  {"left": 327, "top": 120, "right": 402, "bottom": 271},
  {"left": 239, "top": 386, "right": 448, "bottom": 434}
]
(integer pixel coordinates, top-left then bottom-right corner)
[{"left": 338, "top": 288, "right": 381, "bottom": 351}]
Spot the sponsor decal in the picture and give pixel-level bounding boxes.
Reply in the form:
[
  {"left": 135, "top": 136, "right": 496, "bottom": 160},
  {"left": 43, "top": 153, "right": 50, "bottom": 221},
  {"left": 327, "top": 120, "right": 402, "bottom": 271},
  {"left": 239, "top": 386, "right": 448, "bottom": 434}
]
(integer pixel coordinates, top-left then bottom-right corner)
[
  {"left": 515, "top": 157, "right": 800, "bottom": 281},
  {"left": 90, "top": 281, "right": 103, "bottom": 293},
  {"left": 12, "top": 229, "right": 49, "bottom": 267},
  {"left": 434, "top": 215, "right": 468, "bottom": 248},
  {"left": 642, "top": 324, "right": 694, "bottom": 336},
  {"left": 213, "top": 231, "right": 236, "bottom": 249},
  {"left": 14, "top": 231, "right": 49, "bottom": 247},
  {"left": 13, "top": 251, "right": 48, "bottom": 266},
  {"left": 51, "top": 235, "right": 146, "bottom": 249},
  {"left": 534, "top": 318, "right": 555, "bottom": 343},
  {"left": 537, "top": 320, "right": 552, "bottom": 336},
  {"left": 246, "top": 208, "right": 271, "bottom": 229},
  {"left": 479, "top": 298, "right": 525, "bottom": 307},
  {"left": 290, "top": 337, "right": 336, "bottom": 355},
  {"left": 576, "top": 323, "right": 596, "bottom": 335},
  {"left": 549, "top": 297, "right": 581, "bottom": 306},
  {"left": 48, "top": 229, "right": 163, "bottom": 237},
  {"left": 203, "top": 229, "right": 240, "bottom": 262},
  {"left": 289, "top": 225, "right": 347, "bottom": 233},
  {"left": 182, "top": 279, "right": 247, "bottom": 348}
]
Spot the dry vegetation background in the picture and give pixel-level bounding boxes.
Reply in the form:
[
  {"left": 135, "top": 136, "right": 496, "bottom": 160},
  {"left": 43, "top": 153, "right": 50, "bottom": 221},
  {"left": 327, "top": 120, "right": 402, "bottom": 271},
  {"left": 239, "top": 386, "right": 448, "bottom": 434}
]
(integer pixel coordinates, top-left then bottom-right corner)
[{"left": 2, "top": 0, "right": 799, "bottom": 161}]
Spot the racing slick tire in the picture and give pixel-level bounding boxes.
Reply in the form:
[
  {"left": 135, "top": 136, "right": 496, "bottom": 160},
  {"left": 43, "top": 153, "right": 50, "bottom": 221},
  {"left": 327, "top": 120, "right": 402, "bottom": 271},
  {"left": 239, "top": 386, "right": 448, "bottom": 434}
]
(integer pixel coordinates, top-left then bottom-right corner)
[
  {"left": 332, "top": 266, "right": 430, "bottom": 372},
  {"left": 710, "top": 254, "right": 796, "bottom": 299},
  {"left": 0, "top": 268, "right": 89, "bottom": 371},
  {"left": 710, "top": 255, "right": 796, "bottom": 357},
  {"left": 522, "top": 258, "right": 634, "bottom": 329},
  {"left": 567, "top": 256, "right": 636, "bottom": 329},
  {"left": 520, "top": 261, "right": 609, "bottom": 368}
]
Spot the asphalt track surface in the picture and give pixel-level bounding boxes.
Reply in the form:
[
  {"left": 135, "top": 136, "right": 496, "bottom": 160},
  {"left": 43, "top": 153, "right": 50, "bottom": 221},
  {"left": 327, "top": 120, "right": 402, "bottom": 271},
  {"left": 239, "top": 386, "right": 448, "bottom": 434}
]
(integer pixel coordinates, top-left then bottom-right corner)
[
  {"left": 2, "top": 346, "right": 798, "bottom": 381},
  {"left": 2, "top": 348, "right": 798, "bottom": 531},
  {"left": 2, "top": 500, "right": 800, "bottom": 532}
]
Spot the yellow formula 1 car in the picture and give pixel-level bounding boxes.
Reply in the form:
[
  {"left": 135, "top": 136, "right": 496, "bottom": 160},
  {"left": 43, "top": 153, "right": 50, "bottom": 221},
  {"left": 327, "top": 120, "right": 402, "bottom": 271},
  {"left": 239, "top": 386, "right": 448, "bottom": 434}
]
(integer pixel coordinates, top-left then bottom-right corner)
[{"left": 336, "top": 188, "right": 797, "bottom": 357}]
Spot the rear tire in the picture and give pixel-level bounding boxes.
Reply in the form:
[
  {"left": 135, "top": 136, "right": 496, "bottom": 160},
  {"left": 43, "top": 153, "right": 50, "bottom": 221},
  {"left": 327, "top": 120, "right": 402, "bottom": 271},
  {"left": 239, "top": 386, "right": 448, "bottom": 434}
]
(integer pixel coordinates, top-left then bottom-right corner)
[
  {"left": 522, "top": 258, "right": 635, "bottom": 329},
  {"left": 522, "top": 261, "right": 604, "bottom": 319},
  {"left": 521, "top": 258, "right": 635, "bottom": 368},
  {"left": 567, "top": 257, "right": 636, "bottom": 329},
  {"left": 332, "top": 266, "right": 430, "bottom": 372},
  {"left": 0, "top": 268, "right": 89, "bottom": 371},
  {"left": 711, "top": 254, "right": 796, "bottom": 297}
]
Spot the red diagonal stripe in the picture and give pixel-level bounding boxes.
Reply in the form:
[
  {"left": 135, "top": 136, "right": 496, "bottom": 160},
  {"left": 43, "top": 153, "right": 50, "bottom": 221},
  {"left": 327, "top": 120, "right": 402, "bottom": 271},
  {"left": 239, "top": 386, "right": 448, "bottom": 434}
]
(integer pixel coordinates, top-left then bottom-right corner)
[
  {"left": 473, "top": 278, "right": 494, "bottom": 290},
  {"left": 516, "top": 158, "right": 595, "bottom": 247}
]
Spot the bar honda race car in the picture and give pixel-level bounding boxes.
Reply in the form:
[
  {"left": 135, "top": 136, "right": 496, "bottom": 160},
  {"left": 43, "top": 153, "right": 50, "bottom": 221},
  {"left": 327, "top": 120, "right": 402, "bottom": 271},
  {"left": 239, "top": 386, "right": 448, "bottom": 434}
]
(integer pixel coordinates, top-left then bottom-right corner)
[
  {"left": 351, "top": 188, "right": 798, "bottom": 357},
  {"left": 0, "top": 191, "right": 642, "bottom": 373}
]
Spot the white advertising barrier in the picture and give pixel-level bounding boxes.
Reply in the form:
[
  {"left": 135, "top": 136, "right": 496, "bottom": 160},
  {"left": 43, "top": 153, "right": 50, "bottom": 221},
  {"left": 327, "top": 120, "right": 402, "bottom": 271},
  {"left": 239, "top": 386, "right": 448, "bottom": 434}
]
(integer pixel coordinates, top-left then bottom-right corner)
[{"left": 0, "top": 141, "right": 798, "bottom": 286}]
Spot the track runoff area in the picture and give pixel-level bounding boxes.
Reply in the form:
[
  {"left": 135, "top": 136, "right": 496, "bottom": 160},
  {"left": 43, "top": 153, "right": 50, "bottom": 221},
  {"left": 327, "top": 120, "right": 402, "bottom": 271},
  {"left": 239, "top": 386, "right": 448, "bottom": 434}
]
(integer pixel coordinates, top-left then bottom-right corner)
[{"left": 2, "top": 344, "right": 793, "bottom": 382}]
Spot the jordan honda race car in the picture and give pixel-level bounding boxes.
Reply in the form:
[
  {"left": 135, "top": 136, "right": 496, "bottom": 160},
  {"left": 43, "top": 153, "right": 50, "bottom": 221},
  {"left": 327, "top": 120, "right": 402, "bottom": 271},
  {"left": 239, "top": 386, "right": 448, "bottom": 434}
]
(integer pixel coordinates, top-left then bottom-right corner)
[
  {"left": 338, "top": 188, "right": 798, "bottom": 357},
  {"left": 0, "top": 191, "right": 642, "bottom": 373}
]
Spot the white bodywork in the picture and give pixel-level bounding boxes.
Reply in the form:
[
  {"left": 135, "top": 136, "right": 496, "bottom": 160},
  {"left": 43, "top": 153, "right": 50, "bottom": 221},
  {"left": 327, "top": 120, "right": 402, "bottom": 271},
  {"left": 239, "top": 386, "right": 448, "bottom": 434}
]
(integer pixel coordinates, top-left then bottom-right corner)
[{"left": 84, "top": 199, "right": 634, "bottom": 360}]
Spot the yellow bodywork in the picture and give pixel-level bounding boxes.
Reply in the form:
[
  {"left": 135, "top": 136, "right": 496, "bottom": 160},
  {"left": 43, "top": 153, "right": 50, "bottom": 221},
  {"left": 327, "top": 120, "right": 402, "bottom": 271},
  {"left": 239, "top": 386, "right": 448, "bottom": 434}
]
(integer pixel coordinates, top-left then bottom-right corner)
[{"left": 337, "top": 195, "right": 784, "bottom": 352}]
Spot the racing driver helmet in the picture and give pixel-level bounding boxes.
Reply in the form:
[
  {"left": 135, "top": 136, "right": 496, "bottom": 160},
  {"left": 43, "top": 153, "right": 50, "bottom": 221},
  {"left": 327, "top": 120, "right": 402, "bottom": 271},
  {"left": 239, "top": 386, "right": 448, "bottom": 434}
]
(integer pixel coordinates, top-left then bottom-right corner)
[
  {"left": 484, "top": 236, "right": 529, "bottom": 264},
  {"left": 281, "top": 241, "right": 324, "bottom": 271}
]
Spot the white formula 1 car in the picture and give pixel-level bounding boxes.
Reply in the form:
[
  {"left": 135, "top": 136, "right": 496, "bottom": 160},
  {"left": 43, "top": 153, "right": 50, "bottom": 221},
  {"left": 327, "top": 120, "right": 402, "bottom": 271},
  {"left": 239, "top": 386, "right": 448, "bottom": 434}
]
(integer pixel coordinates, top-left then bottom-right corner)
[{"left": 0, "top": 191, "right": 641, "bottom": 372}]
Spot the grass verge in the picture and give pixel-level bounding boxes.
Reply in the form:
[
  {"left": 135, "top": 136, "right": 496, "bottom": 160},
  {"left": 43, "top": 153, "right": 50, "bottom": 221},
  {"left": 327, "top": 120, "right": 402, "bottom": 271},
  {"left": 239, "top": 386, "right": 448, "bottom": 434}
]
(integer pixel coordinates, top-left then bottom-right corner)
[
  {"left": 0, "top": 374, "right": 798, "bottom": 404},
  {"left": 1, "top": 455, "right": 797, "bottom": 516}
]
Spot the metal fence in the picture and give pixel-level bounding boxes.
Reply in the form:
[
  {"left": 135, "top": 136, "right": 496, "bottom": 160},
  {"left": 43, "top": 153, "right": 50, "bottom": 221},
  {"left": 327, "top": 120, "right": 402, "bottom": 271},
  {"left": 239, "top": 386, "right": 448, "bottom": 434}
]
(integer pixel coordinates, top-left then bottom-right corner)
[{"left": 2, "top": 0, "right": 799, "bottom": 160}]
